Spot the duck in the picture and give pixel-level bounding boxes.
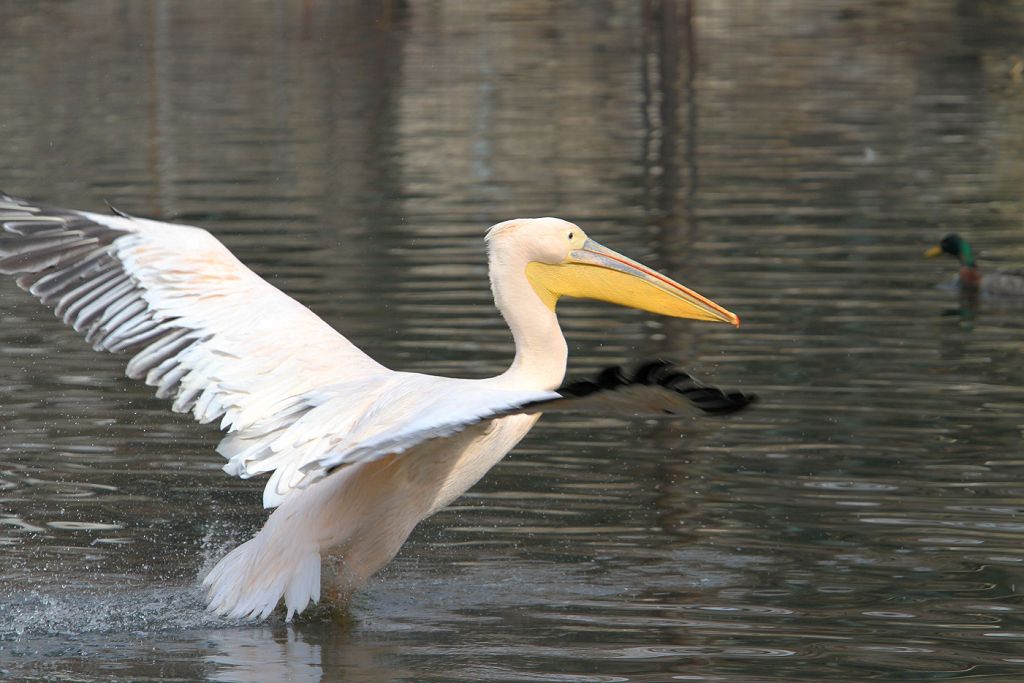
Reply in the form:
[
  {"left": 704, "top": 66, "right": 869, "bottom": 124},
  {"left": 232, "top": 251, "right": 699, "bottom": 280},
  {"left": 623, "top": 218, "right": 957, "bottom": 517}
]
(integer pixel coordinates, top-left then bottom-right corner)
[{"left": 924, "top": 233, "right": 1024, "bottom": 297}]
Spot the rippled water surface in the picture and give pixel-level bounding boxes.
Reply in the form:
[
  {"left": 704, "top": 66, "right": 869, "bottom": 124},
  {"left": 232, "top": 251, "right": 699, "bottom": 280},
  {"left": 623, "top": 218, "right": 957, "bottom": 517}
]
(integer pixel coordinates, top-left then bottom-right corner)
[{"left": 3, "top": 1, "right": 1024, "bottom": 681}]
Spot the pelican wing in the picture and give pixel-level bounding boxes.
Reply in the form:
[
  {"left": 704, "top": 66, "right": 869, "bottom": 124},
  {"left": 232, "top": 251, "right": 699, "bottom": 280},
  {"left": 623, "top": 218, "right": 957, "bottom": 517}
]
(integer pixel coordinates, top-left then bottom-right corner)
[
  {"left": 216, "top": 372, "right": 556, "bottom": 505},
  {"left": 0, "top": 194, "right": 388, "bottom": 487},
  {"left": 307, "top": 361, "right": 754, "bottom": 480}
]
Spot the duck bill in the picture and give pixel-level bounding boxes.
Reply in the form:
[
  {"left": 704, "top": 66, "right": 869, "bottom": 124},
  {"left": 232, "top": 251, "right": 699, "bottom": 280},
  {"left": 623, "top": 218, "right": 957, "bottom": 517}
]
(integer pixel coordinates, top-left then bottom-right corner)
[
  {"left": 923, "top": 245, "right": 943, "bottom": 258},
  {"left": 527, "top": 239, "right": 740, "bottom": 326}
]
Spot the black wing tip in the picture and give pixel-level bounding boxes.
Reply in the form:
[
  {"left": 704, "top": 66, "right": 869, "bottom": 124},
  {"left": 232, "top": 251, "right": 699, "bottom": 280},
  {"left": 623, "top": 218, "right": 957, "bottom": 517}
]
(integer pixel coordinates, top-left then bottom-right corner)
[
  {"left": 560, "top": 359, "right": 757, "bottom": 416},
  {"left": 694, "top": 389, "right": 758, "bottom": 415}
]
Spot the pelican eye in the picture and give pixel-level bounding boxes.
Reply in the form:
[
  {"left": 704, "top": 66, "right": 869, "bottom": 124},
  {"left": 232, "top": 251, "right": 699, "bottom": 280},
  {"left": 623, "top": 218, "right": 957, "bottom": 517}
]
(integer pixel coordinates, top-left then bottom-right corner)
[{"left": 568, "top": 231, "right": 574, "bottom": 241}]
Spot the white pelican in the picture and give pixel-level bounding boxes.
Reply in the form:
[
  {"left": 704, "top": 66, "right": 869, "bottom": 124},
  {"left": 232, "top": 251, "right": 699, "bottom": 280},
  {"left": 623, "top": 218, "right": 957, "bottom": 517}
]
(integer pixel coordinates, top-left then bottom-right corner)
[{"left": 0, "top": 193, "right": 752, "bottom": 620}]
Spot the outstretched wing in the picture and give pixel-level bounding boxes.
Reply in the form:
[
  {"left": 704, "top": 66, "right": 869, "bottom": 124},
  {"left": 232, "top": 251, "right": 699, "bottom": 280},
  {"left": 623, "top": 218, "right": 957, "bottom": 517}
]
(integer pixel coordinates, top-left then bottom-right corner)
[
  {"left": 220, "top": 372, "right": 559, "bottom": 506},
  {"left": 0, "top": 193, "right": 389, "bottom": 472},
  {"left": 304, "top": 361, "right": 755, "bottom": 481}
]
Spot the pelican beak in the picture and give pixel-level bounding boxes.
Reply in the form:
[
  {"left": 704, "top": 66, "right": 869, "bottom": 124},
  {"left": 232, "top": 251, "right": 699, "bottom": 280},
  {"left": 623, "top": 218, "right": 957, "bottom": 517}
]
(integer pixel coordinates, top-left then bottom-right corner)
[
  {"left": 923, "top": 245, "right": 943, "bottom": 258},
  {"left": 526, "top": 239, "right": 740, "bottom": 326}
]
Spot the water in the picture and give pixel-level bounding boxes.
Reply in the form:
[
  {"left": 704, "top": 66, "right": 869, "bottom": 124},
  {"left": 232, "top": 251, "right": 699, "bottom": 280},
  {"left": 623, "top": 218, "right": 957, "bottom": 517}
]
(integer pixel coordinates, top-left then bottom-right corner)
[{"left": 2, "top": 1, "right": 1024, "bottom": 680}]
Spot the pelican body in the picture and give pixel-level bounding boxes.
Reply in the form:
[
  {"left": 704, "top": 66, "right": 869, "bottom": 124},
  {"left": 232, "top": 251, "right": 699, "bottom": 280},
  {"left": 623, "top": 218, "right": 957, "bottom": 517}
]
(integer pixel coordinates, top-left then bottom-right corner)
[{"left": 0, "top": 195, "right": 747, "bottom": 620}]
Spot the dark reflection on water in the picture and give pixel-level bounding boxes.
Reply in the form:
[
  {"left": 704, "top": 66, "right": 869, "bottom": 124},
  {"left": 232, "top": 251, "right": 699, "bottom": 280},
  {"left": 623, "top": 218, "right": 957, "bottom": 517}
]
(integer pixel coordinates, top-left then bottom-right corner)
[{"left": 3, "top": 1, "right": 1024, "bottom": 681}]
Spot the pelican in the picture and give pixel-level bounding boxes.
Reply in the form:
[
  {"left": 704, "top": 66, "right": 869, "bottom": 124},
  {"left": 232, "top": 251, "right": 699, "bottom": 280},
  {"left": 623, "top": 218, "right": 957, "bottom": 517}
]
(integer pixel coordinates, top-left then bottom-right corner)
[
  {"left": 925, "top": 233, "right": 1024, "bottom": 297},
  {"left": 0, "top": 193, "right": 751, "bottom": 620}
]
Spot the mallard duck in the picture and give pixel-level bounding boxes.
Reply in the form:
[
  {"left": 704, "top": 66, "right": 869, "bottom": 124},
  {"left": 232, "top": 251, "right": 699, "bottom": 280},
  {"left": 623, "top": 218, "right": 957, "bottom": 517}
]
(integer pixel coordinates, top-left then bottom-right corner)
[{"left": 924, "top": 233, "right": 1024, "bottom": 297}]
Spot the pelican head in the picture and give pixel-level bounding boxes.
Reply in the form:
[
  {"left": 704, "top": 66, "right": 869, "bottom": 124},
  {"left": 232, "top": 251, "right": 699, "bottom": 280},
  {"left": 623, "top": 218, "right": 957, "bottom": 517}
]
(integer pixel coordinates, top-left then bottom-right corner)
[{"left": 486, "top": 217, "right": 739, "bottom": 326}]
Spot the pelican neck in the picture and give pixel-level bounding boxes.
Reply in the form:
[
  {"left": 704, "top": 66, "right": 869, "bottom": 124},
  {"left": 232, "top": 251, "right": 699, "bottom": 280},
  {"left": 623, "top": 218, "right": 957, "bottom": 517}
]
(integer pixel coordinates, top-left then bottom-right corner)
[{"left": 489, "top": 260, "right": 568, "bottom": 392}]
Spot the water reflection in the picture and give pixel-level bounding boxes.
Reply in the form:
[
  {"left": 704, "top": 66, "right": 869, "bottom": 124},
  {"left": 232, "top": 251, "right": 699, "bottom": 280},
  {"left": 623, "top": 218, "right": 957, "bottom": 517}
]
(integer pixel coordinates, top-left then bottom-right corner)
[
  {"left": 208, "top": 628, "right": 322, "bottom": 683},
  {"left": 3, "top": 0, "right": 1024, "bottom": 681}
]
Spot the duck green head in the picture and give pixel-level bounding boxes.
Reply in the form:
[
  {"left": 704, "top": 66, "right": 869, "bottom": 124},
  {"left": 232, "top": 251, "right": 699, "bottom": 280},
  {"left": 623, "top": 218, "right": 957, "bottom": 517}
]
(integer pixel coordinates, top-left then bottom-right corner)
[{"left": 924, "top": 233, "right": 975, "bottom": 267}]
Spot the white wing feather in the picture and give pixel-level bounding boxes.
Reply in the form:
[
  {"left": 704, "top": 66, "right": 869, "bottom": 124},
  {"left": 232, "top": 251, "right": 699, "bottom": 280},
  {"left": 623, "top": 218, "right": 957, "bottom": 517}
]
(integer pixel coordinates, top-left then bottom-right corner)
[
  {"left": 1, "top": 195, "right": 391, "bottom": 506},
  {"left": 220, "top": 373, "right": 557, "bottom": 506},
  {"left": 105, "top": 214, "right": 388, "bottom": 430}
]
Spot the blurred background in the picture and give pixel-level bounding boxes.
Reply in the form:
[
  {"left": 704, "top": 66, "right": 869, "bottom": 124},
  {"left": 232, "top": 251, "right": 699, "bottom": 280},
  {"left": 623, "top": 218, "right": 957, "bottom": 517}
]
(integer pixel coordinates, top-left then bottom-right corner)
[{"left": 2, "top": 1, "right": 1024, "bottom": 681}]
